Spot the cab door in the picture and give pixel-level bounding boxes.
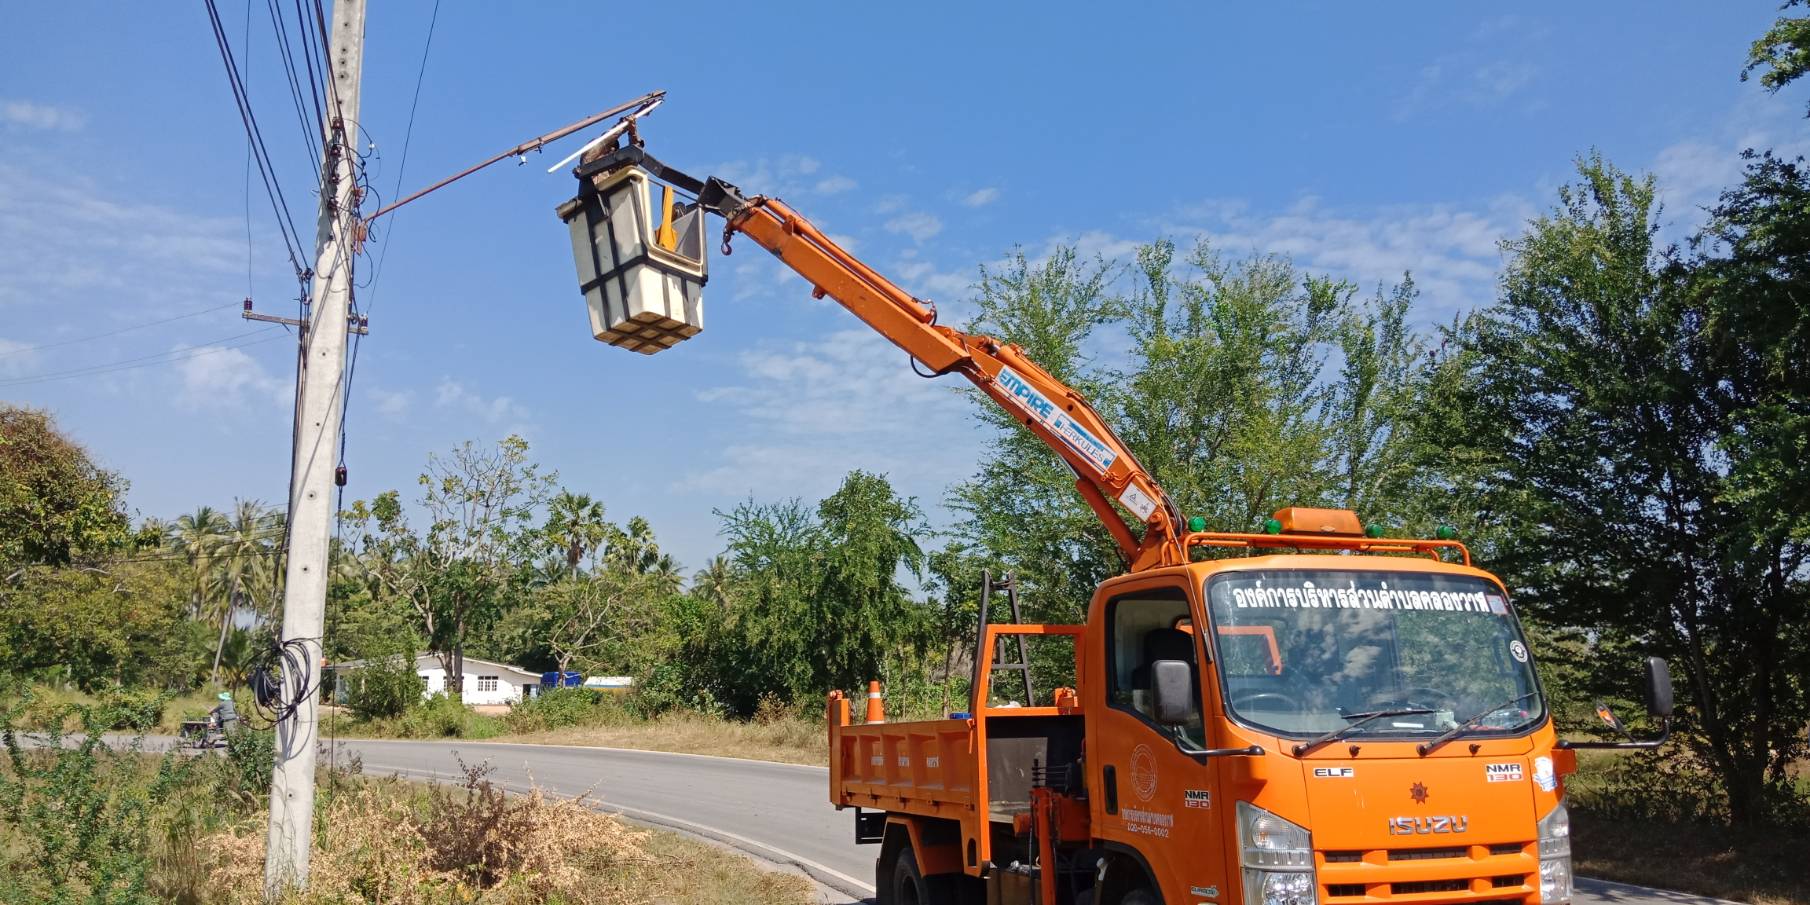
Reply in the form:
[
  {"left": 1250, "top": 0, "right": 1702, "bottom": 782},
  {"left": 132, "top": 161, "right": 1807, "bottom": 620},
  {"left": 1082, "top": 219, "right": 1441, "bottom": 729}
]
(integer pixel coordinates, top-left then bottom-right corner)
[{"left": 1086, "top": 578, "right": 1230, "bottom": 904}]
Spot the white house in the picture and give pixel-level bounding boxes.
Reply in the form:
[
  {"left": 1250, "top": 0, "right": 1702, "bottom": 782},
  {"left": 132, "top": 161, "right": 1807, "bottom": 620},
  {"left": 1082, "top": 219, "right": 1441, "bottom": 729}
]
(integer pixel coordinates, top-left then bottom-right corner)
[{"left": 330, "top": 653, "right": 543, "bottom": 707}]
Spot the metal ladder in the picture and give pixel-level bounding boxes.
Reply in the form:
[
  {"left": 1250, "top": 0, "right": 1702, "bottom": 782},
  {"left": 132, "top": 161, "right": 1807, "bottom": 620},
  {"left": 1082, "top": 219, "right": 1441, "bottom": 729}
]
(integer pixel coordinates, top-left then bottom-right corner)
[{"left": 971, "top": 569, "right": 1035, "bottom": 711}]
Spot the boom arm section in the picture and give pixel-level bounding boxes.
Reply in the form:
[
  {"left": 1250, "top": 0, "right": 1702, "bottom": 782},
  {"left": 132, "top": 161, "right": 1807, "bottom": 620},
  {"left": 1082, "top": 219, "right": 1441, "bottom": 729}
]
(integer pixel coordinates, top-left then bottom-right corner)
[{"left": 578, "top": 148, "right": 1184, "bottom": 571}]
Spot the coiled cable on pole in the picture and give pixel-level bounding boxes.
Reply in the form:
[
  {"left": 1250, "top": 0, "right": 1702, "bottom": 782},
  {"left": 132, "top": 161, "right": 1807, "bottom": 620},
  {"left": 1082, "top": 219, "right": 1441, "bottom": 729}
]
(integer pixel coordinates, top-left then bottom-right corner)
[{"left": 250, "top": 634, "right": 318, "bottom": 725}]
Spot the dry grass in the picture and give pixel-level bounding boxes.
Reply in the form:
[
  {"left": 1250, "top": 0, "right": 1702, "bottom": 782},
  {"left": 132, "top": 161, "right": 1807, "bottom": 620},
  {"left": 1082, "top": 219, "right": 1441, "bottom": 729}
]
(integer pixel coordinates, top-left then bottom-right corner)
[
  {"left": 492, "top": 710, "right": 828, "bottom": 766},
  {"left": 1573, "top": 815, "right": 1808, "bottom": 905},
  {"left": 1567, "top": 749, "right": 1810, "bottom": 905},
  {"left": 202, "top": 770, "right": 815, "bottom": 905}
]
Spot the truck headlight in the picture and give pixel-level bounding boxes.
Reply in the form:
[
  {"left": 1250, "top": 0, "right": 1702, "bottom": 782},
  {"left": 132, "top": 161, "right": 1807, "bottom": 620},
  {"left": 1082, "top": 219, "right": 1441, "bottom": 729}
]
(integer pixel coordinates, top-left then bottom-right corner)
[
  {"left": 1238, "top": 802, "right": 1316, "bottom": 905},
  {"left": 1537, "top": 801, "right": 1572, "bottom": 905}
]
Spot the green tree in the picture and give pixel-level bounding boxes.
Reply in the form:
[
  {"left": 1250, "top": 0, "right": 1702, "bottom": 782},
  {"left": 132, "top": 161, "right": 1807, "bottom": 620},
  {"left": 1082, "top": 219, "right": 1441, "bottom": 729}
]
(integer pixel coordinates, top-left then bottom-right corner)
[
  {"left": 542, "top": 490, "right": 607, "bottom": 580},
  {"left": 1745, "top": 0, "right": 1810, "bottom": 114},
  {"left": 951, "top": 239, "right": 1445, "bottom": 623},
  {"left": 1442, "top": 155, "right": 1810, "bottom": 826},
  {"left": 169, "top": 506, "right": 226, "bottom": 622},
  {"left": 210, "top": 498, "right": 277, "bottom": 686},
  {"left": 0, "top": 405, "right": 129, "bottom": 573},
  {"left": 0, "top": 562, "right": 189, "bottom": 690},
  {"left": 347, "top": 436, "right": 553, "bottom": 694}
]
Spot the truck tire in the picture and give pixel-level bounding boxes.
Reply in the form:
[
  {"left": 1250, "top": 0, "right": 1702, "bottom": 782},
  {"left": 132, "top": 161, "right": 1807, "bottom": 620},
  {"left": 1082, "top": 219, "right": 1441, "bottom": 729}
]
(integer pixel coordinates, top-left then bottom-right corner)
[
  {"left": 891, "top": 848, "right": 960, "bottom": 905},
  {"left": 1120, "top": 889, "right": 1160, "bottom": 905}
]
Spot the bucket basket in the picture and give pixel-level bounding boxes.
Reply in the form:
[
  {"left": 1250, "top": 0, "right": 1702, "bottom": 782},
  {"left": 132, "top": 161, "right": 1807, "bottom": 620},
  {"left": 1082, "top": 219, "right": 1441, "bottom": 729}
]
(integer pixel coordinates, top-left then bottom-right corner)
[{"left": 557, "top": 165, "right": 707, "bottom": 355}]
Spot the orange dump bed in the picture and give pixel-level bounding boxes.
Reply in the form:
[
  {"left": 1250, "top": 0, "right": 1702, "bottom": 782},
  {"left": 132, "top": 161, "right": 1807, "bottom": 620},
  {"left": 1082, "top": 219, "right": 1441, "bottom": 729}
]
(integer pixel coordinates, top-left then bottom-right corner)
[{"left": 828, "top": 624, "right": 1086, "bottom": 869}]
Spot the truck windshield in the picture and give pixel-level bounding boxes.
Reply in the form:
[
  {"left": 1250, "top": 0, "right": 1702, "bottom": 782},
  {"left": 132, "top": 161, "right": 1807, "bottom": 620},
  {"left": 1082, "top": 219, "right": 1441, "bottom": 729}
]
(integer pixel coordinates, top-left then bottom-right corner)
[{"left": 1204, "top": 570, "right": 1544, "bottom": 741}]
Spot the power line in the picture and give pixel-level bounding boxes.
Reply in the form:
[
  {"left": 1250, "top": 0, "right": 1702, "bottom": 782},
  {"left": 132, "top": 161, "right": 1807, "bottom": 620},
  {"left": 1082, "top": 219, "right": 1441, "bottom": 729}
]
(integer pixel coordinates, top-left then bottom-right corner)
[
  {"left": 204, "top": 0, "right": 310, "bottom": 279},
  {"left": 0, "top": 328, "right": 285, "bottom": 388},
  {"left": 265, "top": 0, "right": 324, "bottom": 177},
  {"left": 243, "top": 0, "right": 255, "bottom": 298},
  {"left": 0, "top": 301, "right": 242, "bottom": 358}
]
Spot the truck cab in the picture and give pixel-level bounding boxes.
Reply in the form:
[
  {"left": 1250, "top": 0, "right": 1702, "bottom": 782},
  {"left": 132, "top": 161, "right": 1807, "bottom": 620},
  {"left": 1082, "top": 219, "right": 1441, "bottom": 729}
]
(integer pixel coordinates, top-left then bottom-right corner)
[{"left": 830, "top": 509, "right": 1671, "bottom": 905}]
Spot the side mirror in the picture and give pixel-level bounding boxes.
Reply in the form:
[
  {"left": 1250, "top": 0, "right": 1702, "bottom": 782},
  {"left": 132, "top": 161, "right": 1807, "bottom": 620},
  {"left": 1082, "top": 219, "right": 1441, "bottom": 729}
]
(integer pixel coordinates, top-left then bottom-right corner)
[
  {"left": 1151, "top": 659, "right": 1193, "bottom": 725},
  {"left": 1643, "top": 657, "right": 1673, "bottom": 718}
]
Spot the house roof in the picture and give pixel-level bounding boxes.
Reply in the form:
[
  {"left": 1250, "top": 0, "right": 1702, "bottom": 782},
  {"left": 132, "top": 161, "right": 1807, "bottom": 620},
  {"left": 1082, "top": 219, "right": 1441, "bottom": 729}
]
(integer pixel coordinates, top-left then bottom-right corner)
[{"left": 326, "top": 652, "right": 541, "bottom": 681}]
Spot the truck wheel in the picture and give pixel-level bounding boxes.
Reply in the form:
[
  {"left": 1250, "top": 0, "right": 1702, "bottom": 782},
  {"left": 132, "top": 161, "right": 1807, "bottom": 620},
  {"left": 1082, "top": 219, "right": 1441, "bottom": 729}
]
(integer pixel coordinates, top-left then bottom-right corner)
[
  {"left": 1120, "top": 889, "right": 1160, "bottom": 905},
  {"left": 891, "top": 848, "right": 959, "bottom": 905}
]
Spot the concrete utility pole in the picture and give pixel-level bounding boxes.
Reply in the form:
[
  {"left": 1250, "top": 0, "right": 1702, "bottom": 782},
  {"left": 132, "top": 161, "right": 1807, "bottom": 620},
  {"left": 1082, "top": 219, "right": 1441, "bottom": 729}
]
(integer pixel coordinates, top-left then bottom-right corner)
[{"left": 264, "top": 0, "right": 364, "bottom": 893}]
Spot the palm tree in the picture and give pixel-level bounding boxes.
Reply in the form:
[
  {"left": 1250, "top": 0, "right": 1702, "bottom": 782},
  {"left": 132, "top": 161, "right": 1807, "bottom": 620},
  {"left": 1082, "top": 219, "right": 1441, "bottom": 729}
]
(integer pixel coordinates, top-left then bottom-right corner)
[
  {"left": 692, "top": 555, "right": 734, "bottom": 608},
  {"left": 171, "top": 506, "right": 227, "bottom": 621},
  {"left": 544, "top": 491, "right": 608, "bottom": 579},
  {"left": 211, "top": 499, "right": 275, "bottom": 685}
]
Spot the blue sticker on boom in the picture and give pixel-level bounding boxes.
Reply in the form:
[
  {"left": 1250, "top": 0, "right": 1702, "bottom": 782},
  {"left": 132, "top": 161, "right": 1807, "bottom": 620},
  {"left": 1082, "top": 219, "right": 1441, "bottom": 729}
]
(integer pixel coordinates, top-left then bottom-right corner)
[{"left": 997, "top": 367, "right": 1117, "bottom": 474}]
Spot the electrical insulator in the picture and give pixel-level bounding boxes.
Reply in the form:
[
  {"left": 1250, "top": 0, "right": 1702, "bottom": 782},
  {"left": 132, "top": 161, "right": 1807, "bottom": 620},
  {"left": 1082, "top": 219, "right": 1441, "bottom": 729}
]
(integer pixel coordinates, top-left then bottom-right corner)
[{"left": 334, "top": 464, "right": 347, "bottom": 487}]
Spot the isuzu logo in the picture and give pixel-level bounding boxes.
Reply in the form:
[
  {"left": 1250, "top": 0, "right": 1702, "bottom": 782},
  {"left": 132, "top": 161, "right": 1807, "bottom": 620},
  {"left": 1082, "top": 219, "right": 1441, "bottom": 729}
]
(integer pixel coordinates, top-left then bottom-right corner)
[{"left": 1388, "top": 815, "right": 1470, "bottom": 835}]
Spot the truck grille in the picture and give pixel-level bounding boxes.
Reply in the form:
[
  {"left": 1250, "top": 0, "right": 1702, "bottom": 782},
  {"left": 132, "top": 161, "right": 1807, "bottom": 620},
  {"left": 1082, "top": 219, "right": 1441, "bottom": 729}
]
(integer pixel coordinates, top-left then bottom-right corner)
[
  {"left": 1318, "top": 843, "right": 1534, "bottom": 903},
  {"left": 1389, "top": 847, "right": 1466, "bottom": 861}
]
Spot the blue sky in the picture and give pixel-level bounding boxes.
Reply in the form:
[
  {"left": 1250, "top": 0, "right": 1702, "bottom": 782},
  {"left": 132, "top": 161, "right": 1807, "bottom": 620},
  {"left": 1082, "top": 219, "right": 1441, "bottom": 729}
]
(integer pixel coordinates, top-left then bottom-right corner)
[{"left": 1, "top": 3, "right": 1803, "bottom": 574}]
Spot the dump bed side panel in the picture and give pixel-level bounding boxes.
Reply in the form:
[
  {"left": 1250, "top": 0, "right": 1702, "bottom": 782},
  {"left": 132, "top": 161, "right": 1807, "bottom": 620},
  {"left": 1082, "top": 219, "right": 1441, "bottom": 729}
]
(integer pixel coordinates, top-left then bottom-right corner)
[{"left": 834, "top": 717, "right": 980, "bottom": 818}]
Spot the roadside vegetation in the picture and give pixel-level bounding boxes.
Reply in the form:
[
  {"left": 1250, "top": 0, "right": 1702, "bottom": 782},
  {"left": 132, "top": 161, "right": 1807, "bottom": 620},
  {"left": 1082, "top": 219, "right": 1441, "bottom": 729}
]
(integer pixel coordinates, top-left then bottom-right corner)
[{"left": 0, "top": 692, "right": 813, "bottom": 905}]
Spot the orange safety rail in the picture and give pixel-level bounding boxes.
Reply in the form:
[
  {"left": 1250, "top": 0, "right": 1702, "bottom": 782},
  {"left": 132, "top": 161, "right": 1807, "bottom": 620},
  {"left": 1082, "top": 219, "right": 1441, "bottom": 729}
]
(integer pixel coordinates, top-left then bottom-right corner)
[
  {"left": 1186, "top": 530, "right": 1472, "bottom": 566},
  {"left": 1216, "top": 624, "right": 1283, "bottom": 675},
  {"left": 828, "top": 623, "right": 1087, "bottom": 873}
]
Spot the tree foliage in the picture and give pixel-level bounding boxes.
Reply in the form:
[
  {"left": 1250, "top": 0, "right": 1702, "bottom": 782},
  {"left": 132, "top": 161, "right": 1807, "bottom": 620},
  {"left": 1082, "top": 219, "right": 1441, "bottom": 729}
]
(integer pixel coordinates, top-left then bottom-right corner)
[
  {"left": 0, "top": 405, "right": 129, "bottom": 572},
  {"left": 344, "top": 435, "right": 554, "bottom": 693},
  {"left": 1745, "top": 0, "right": 1810, "bottom": 115},
  {"left": 647, "top": 471, "right": 933, "bottom": 716},
  {"left": 952, "top": 239, "right": 1455, "bottom": 622},
  {"left": 1441, "top": 155, "right": 1810, "bottom": 826}
]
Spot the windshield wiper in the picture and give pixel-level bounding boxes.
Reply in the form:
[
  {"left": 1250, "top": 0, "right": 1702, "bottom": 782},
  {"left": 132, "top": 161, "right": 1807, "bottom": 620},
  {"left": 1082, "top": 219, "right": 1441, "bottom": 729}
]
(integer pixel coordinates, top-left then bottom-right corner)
[
  {"left": 1417, "top": 691, "right": 1541, "bottom": 756},
  {"left": 1293, "top": 707, "right": 1437, "bottom": 757}
]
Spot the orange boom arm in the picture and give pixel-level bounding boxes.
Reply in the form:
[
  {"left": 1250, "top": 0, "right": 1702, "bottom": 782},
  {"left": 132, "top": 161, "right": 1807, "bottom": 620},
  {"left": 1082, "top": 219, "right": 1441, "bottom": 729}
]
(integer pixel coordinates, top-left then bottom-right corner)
[
  {"left": 575, "top": 147, "right": 1183, "bottom": 571},
  {"left": 721, "top": 194, "right": 1183, "bottom": 571}
]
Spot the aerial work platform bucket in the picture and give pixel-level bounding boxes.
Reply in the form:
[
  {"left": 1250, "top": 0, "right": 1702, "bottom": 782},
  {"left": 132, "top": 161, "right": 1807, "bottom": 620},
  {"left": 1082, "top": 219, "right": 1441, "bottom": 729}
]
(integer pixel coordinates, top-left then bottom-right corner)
[{"left": 557, "top": 165, "right": 707, "bottom": 355}]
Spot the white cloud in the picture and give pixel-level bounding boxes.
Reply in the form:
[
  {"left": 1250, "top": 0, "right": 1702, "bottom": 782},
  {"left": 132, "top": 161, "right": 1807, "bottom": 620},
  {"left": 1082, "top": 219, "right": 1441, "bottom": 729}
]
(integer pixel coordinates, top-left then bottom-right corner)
[
  {"left": 366, "top": 387, "right": 413, "bottom": 418},
  {"left": 0, "top": 338, "right": 37, "bottom": 377},
  {"left": 890, "top": 258, "right": 973, "bottom": 301},
  {"left": 710, "top": 154, "right": 842, "bottom": 197},
  {"left": 434, "top": 377, "right": 531, "bottom": 431},
  {"left": 1159, "top": 194, "right": 1525, "bottom": 319},
  {"left": 1648, "top": 94, "right": 1810, "bottom": 222},
  {"left": 0, "top": 163, "right": 244, "bottom": 309},
  {"left": 693, "top": 329, "right": 968, "bottom": 438},
  {"left": 679, "top": 329, "right": 984, "bottom": 499},
  {"left": 1, "top": 100, "right": 86, "bottom": 132},
  {"left": 1394, "top": 59, "right": 1540, "bottom": 121},
  {"left": 884, "top": 211, "right": 943, "bottom": 244},
  {"left": 175, "top": 345, "right": 289, "bottom": 409},
  {"left": 962, "top": 187, "right": 1000, "bottom": 208}
]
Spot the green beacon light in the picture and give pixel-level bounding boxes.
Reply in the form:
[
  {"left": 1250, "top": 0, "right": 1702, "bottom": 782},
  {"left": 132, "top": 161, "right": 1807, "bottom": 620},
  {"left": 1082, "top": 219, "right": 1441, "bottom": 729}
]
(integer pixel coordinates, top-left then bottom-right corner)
[
  {"left": 1262, "top": 518, "right": 1283, "bottom": 535},
  {"left": 1435, "top": 525, "right": 1460, "bottom": 540},
  {"left": 1187, "top": 516, "right": 1207, "bottom": 532},
  {"left": 1364, "top": 524, "right": 1385, "bottom": 538}
]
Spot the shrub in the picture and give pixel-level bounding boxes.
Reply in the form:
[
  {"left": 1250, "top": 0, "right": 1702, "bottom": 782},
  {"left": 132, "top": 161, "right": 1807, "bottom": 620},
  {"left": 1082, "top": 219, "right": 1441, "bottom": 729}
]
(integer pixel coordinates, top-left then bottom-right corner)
[
  {"left": 0, "top": 691, "right": 194, "bottom": 904},
  {"left": 399, "top": 694, "right": 504, "bottom": 739},
  {"left": 203, "top": 764, "right": 656, "bottom": 905},
  {"left": 503, "top": 687, "right": 614, "bottom": 734},
  {"left": 342, "top": 657, "right": 424, "bottom": 720},
  {"left": 222, "top": 726, "right": 275, "bottom": 799},
  {"left": 96, "top": 685, "right": 168, "bottom": 730}
]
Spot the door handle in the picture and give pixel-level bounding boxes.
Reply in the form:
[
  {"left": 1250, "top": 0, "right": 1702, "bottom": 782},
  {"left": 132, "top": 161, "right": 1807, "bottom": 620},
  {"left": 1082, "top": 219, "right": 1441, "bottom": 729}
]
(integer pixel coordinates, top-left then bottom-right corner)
[{"left": 1103, "top": 765, "right": 1119, "bottom": 814}]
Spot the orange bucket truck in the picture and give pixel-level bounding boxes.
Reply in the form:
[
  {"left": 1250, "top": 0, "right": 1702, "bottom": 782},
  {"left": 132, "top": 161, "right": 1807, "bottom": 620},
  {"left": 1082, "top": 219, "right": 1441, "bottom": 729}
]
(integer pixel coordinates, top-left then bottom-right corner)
[{"left": 557, "top": 132, "right": 1674, "bottom": 905}]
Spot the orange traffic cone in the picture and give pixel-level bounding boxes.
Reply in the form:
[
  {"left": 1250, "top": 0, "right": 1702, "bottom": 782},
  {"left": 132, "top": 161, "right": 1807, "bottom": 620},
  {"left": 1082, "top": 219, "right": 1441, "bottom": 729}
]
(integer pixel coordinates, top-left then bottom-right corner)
[{"left": 864, "top": 680, "right": 886, "bottom": 724}]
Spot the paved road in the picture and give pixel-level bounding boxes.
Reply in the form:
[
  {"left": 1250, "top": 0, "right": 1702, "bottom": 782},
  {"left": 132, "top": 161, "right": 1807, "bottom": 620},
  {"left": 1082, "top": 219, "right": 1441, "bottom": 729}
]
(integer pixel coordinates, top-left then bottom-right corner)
[{"left": 155, "top": 736, "right": 1744, "bottom": 905}]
